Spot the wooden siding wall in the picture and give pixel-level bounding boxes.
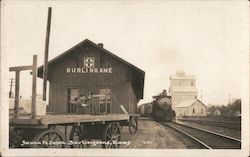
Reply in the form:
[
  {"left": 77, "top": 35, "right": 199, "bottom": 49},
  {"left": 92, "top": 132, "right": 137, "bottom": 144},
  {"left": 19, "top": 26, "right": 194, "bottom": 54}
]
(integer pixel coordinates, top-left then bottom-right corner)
[
  {"left": 128, "top": 83, "right": 138, "bottom": 113},
  {"left": 48, "top": 44, "right": 139, "bottom": 114}
]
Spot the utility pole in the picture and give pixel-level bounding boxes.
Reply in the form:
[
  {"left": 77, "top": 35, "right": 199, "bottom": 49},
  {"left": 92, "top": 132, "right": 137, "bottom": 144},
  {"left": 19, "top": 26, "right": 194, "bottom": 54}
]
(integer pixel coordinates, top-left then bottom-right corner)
[
  {"left": 9, "top": 78, "right": 13, "bottom": 98},
  {"left": 200, "top": 89, "right": 203, "bottom": 101},
  {"left": 42, "top": 7, "right": 52, "bottom": 101},
  {"left": 228, "top": 94, "right": 231, "bottom": 117}
]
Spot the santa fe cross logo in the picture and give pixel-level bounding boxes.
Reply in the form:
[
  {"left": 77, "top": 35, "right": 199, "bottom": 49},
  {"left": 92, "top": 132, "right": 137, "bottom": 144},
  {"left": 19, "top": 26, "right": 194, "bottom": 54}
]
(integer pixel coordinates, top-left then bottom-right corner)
[{"left": 84, "top": 57, "right": 95, "bottom": 68}]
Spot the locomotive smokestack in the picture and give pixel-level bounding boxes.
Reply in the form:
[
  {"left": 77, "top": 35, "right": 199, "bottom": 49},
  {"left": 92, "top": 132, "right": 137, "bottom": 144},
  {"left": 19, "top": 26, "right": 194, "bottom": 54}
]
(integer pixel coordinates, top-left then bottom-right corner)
[{"left": 42, "top": 7, "right": 52, "bottom": 101}]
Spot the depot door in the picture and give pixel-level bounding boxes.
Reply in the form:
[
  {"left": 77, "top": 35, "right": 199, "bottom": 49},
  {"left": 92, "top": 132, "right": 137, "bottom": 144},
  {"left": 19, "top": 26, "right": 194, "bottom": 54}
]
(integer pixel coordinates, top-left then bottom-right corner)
[
  {"left": 99, "top": 89, "right": 111, "bottom": 114},
  {"left": 67, "top": 88, "right": 79, "bottom": 114}
]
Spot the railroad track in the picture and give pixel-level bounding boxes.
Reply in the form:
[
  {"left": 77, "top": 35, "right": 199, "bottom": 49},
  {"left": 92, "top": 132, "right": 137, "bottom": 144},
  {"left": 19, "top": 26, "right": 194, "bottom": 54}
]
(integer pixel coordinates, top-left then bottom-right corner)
[
  {"left": 178, "top": 119, "right": 241, "bottom": 130},
  {"left": 162, "top": 122, "right": 241, "bottom": 149}
]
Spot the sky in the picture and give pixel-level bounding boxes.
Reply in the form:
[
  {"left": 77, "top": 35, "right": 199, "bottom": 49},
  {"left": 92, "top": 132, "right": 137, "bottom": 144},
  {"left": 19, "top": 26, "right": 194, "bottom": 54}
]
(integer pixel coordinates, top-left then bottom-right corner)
[{"left": 2, "top": 1, "right": 249, "bottom": 106}]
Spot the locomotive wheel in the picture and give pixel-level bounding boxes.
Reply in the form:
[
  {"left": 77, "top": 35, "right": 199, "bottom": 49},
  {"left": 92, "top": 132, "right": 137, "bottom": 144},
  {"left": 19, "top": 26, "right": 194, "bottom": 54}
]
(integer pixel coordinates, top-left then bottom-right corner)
[
  {"left": 129, "top": 117, "right": 138, "bottom": 134},
  {"left": 69, "top": 125, "right": 87, "bottom": 148},
  {"left": 102, "top": 122, "right": 121, "bottom": 148},
  {"left": 9, "top": 129, "right": 22, "bottom": 148},
  {"left": 31, "top": 129, "right": 65, "bottom": 148}
]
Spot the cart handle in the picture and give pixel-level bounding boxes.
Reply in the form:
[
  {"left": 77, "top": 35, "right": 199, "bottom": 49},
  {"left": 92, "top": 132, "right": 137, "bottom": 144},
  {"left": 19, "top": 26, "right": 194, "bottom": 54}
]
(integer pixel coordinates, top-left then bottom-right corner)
[{"left": 120, "top": 104, "right": 128, "bottom": 114}]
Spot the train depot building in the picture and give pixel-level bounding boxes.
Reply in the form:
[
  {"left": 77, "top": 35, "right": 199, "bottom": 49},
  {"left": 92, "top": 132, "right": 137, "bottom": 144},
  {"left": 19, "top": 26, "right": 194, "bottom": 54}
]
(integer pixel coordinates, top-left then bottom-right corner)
[{"left": 37, "top": 39, "right": 145, "bottom": 115}]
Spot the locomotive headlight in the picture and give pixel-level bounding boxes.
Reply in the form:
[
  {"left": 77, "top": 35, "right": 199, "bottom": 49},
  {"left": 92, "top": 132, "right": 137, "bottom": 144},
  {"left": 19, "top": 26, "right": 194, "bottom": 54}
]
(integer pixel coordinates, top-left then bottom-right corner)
[{"left": 158, "top": 98, "right": 172, "bottom": 110}]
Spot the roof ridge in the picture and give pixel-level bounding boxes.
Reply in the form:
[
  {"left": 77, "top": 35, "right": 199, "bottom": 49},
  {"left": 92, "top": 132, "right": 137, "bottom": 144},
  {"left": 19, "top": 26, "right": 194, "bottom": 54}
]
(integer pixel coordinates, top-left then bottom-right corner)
[
  {"left": 175, "top": 99, "right": 207, "bottom": 108},
  {"left": 37, "top": 38, "right": 145, "bottom": 74}
]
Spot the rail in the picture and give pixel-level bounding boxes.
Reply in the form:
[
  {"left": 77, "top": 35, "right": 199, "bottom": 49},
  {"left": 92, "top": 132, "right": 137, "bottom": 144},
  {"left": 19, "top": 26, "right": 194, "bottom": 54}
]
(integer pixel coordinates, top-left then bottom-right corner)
[
  {"left": 162, "top": 122, "right": 241, "bottom": 149},
  {"left": 178, "top": 119, "right": 241, "bottom": 130}
]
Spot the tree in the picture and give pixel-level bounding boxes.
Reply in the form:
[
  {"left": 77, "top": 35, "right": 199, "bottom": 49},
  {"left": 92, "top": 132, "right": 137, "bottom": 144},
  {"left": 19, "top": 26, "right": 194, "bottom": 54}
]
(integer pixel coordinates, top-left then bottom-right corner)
[{"left": 229, "top": 99, "right": 241, "bottom": 116}]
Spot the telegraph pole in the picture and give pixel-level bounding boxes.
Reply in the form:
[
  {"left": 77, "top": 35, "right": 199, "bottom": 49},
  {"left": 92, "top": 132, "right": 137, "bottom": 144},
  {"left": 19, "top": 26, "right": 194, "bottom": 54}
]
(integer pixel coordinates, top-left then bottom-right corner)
[
  {"left": 9, "top": 78, "right": 13, "bottom": 98},
  {"left": 42, "top": 7, "right": 52, "bottom": 101},
  {"left": 200, "top": 89, "right": 203, "bottom": 101},
  {"left": 228, "top": 94, "right": 231, "bottom": 117}
]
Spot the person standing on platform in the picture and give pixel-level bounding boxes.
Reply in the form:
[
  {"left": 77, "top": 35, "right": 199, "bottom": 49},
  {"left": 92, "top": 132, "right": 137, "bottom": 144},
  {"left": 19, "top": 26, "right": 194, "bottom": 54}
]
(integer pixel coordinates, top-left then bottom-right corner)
[{"left": 76, "top": 94, "right": 90, "bottom": 114}]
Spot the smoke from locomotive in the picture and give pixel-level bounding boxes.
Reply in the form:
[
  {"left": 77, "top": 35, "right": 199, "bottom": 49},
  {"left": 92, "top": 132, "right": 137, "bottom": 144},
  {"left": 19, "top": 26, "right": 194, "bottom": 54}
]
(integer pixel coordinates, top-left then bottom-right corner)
[{"left": 151, "top": 90, "right": 176, "bottom": 121}]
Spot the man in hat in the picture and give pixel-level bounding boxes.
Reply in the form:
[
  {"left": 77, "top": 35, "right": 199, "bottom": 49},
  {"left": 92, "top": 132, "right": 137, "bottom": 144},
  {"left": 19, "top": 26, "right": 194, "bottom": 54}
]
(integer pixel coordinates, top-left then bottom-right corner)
[{"left": 76, "top": 94, "right": 90, "bottom": 114}]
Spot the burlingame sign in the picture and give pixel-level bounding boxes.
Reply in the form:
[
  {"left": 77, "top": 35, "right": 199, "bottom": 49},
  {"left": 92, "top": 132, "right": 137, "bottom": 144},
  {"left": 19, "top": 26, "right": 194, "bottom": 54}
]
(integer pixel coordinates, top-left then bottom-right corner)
[{"left": 66, "top": 57, "right": 112, "bottom": 74}]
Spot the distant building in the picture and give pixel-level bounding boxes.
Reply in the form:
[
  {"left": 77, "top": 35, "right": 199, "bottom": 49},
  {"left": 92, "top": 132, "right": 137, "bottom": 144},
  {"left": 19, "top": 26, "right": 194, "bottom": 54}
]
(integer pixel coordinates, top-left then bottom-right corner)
[
  {"left": 174, "top": 99, "right": 207, "bottom": 117},
  {"left": 214, "top": 109, "right": 221, "bottom": 116},
  {"left": 234, "top": 111, "right": 241, "bottom": 117},
  {"left": 169, "top": 71, "right": 198, "bottom": 108}
]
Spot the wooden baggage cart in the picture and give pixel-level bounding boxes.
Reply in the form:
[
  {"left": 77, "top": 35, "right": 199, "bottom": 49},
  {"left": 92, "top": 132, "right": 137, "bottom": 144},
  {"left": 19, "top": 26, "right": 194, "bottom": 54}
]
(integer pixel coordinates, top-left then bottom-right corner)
[
  {"left": 9, "top": 55, "right": 139, "bottom": 148},
  {"left": 10, "top": 114, "right": 130, "bottom": 148},
  {"left": 119, "top": 114, "right": 139, "bottom": 135}
]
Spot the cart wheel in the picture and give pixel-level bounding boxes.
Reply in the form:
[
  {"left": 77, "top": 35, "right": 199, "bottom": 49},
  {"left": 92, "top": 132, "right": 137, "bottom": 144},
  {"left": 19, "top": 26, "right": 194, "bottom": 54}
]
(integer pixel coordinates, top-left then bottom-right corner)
[
  {"left": 9, "top": 129, "right": 22, "bottom": 148},
  {"left": 129, "top": 117, "right": 138, "bottom": 134},
  {"left": 31, "top": 129, "right": 65, "bottom": 148},
  {"left": 69, "top": 125, "right": 87, "bottom": 148},
  {"left": 102, "top": 122, "right": 121, "bottom": 148}
]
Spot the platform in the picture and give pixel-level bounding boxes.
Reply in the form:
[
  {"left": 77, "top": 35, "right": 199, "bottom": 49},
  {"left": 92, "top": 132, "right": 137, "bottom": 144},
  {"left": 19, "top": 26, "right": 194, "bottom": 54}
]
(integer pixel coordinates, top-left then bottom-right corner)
[{"left": 10, "top": 114, "right": 130, "bottom": 126}]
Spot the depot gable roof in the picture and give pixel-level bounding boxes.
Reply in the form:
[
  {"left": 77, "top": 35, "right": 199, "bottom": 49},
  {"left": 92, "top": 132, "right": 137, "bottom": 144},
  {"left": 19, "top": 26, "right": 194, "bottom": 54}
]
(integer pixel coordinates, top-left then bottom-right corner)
[
  {"left": 37, "top": 39, "right": 144, "bottom": 74},
  {"left": 37, "top": 39, "right": 145, "bottom": 99}
]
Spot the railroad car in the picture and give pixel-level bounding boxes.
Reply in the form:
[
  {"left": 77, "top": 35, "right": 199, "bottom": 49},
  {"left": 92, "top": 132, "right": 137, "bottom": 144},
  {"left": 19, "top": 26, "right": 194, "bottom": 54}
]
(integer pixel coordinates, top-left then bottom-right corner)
[
  {"left": 151, "top": 90, "right": 176, "bottom": 122},
  {"left": 139, "top": 103, "right": 152, "bottom": 117}
]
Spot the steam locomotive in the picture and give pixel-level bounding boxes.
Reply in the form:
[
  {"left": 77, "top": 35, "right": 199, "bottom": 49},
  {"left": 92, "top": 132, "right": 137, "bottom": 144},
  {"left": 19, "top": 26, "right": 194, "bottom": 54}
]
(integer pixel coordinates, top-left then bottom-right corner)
[{"left": 151, "top": 90, "right": 176, "bottom": 122}]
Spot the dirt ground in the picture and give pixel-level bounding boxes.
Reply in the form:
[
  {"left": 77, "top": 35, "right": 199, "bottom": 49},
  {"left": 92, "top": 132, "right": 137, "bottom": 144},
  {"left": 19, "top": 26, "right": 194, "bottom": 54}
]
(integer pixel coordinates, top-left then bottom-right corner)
[{"left": 120, "top": 119, "right": 187, "bottom": 149}]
